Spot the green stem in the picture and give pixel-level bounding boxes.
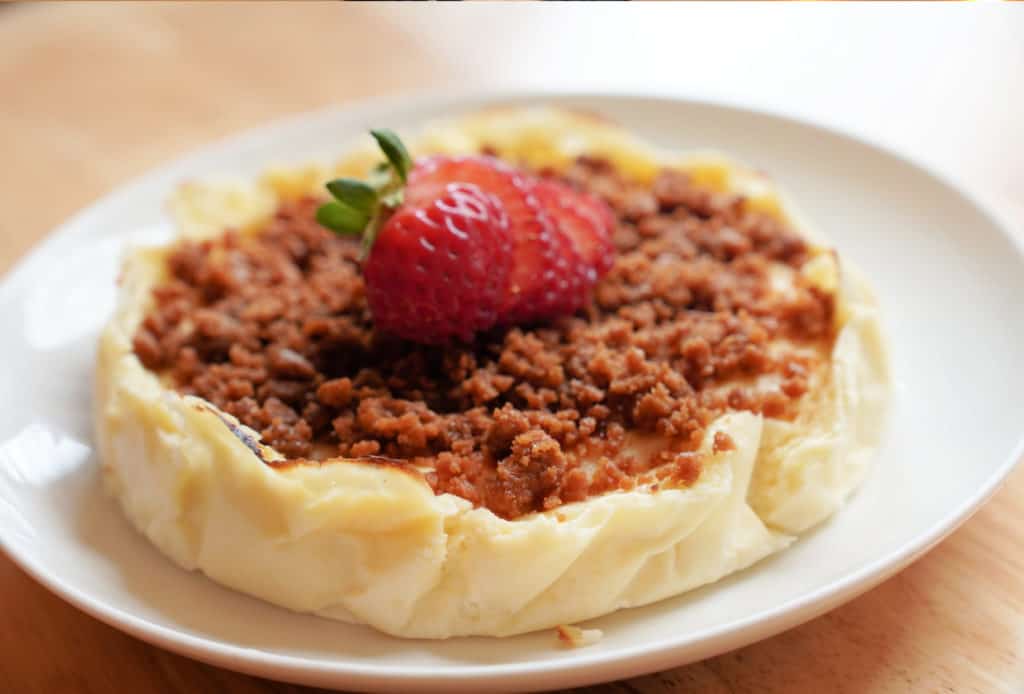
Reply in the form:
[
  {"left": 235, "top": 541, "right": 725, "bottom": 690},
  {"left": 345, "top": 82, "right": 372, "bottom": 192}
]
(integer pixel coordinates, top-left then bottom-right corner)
[{"left": 317, "top": 128, "right": 413, "bottom": 258}]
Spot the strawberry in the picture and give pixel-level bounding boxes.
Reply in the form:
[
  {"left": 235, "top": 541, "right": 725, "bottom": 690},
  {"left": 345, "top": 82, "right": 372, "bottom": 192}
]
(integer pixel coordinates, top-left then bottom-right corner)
[
  {"left": 407, "top": 156, "right": 588, "bottom": 323},
  {"left": 316, "top": 129, "right": 617, "bottom": 344},
  {"left": 501, "top": 195, "right": 588, "bottom": 323},
  {"left": 362, "top": 183, "right": 511, "bottom": 343},
  {"left": 531, "top": 179, "right": 616, "bottom": 276}
]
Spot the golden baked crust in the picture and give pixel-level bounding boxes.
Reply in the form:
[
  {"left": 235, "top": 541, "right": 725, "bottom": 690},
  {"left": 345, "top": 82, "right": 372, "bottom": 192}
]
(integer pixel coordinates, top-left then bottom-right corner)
[{"left": 95, "top": 107, "right": 888, "bottom": 637}]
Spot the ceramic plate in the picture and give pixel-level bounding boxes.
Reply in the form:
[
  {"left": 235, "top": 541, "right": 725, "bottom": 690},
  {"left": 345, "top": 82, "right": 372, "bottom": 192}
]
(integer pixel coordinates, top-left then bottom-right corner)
[{"left": 2, "top": 92, "right": 1022, "bottom": 693}]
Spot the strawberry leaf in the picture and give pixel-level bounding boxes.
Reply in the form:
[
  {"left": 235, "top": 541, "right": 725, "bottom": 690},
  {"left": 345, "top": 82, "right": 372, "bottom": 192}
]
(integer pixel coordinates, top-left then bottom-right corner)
[
  {"left": 370, "top": 129, "right": 412, "bottom": 183},
  {"left": 316, "top": 201, "right": 368, "bottom": 235},
  {"left": 326, "top": 178, "right": 378, "bottom": 216}
]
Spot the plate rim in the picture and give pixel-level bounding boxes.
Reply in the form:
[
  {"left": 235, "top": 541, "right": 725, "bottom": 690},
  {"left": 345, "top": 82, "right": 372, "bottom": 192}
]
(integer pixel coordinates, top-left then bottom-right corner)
[{"left": 3, "top": 87, "right": 1023, "bottom": 691}]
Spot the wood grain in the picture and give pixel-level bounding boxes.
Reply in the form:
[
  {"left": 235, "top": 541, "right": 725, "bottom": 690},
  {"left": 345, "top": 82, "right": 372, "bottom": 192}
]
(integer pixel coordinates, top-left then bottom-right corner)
[{"left": 1, "top": 4, "right": 1022, "bottom": 693}]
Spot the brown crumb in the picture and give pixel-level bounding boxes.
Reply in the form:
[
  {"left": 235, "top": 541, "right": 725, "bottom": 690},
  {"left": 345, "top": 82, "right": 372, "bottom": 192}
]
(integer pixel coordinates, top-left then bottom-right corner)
[
  {"left": 713, "top": 431, "right": 736, "bottom": 453},
  {"left": 555, "top": 624, "right": 604, "bottom": 648}
]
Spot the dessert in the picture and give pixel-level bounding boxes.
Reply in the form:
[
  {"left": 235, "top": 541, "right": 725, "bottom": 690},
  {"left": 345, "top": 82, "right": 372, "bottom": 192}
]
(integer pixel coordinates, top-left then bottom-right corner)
[{"left": 95, "top": 107, "right": 888, "bottom": 638}]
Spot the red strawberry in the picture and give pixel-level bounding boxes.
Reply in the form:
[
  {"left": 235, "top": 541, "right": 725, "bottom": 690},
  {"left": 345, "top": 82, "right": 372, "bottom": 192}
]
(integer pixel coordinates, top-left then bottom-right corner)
[
  {"left": 316, "top": 129, "right": 617, "bottom": 344},
  {"left": 362, "top": 182, "right": 511, "bottom": 343},
  {"left": 502, "top": 193, "right": 588, "bottom": 323},
  {"left": 410, "top": 156, "right": 589, "bottom": 322},
  {"left": 532, "top": 179, "right": 616, "bottom": 276}
]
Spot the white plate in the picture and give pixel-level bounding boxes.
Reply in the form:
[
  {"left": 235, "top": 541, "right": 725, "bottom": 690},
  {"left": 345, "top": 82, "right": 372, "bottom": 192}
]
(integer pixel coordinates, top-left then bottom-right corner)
[{"left": 1, "top": 91, "right": 1023, "bottom": 693}]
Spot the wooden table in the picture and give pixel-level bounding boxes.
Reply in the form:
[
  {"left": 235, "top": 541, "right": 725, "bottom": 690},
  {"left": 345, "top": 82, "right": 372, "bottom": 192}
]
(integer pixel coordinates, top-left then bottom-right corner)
[{"left": 2, "top": 4, "right": 1022, "bottom": 692}]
